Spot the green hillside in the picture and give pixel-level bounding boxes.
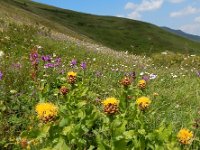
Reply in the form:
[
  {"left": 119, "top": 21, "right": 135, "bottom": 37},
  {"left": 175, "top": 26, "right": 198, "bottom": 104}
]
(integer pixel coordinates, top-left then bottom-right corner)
[{"left": 1, "top": 0, "right": 200, "bottom": 55}]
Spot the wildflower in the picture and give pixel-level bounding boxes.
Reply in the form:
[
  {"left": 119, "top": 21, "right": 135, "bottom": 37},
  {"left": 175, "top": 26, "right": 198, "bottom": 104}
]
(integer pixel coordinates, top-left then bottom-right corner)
[
  {"left": 138, "top": 79, "right": 146, "bottom": 89},
  {"left": 54, "top": 57, "right": 62, "bottom": 66},
  {"left": 136, "top": 96, "right": 151, "bottom": 111},
  {"left": 0, "top": 51, "right": 4, "bottom": 58},
  {"left": 177, "top": 128, "right": 193, "bottom": 145},
  {"left": 197, "top": 71, "right": 200, "bottom": 77},
  {"left": 41, "top": 55, "right": 51, "bottom": 62},
  {"left": 149, "top": 74, "right": 157, "bottom": 80},
  {"left": 70, "top": 59, "right": 77, "bottom": 68},
  {"left": 60, "top": 86, "right": 69, "bottom": 95},
  {"left": 35, "top": 102, "right": 58, "bottom": 123},
  {"left": 120, "top": 77, "right": 132, "bottom": 87},
  {"left": 44, "top": 63, "right": 55, "bottom": 68},
  {"left": 68, "top": 71, "right": 77, "bottom": 77},
  {"left": 102, "top": 97, "right": 119, "bottom": 115},
  {"left": 142, "top": 75, "right": 149, "bottom": 81},
  {"left": 67, "top": 71, "right": 77, "bottom": 84},
  {"left": 80, "top": 62, "right": 87, "bottom": 70},
  {"left": 129, "top": 71, "right": 136, "bottom": 79},
  {"left": 0, "top": 71, "right": 3, "bottom": 80}
]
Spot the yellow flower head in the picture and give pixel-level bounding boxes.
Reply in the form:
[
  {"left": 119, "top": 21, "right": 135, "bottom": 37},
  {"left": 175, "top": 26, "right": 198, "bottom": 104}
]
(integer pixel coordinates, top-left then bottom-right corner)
[
  {"left": 177, "top": 128, "right": 193, "bottom": 145},
  {"left": 136, "top": 96, "right": 151, "bottom": 110},
  {"left": 138, "top": 79, "right": 146, "bottom": 89},
  {"left": 67, "top": 71, "right": 77, "bottom": 77},
  {"left": 102, "top": 97, "right": 119, "bottom": 106},
  {"left": 35, "top": 102, "right": 58, "bottom": 122},
  {"left": 138, "top": 79, "right": 146, "bottom": 84}
]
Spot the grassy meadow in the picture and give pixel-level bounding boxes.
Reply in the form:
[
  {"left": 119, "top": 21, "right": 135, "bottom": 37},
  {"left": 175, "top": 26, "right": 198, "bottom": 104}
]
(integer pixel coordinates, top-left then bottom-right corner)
[
  {"left": 0, "top": 18, "right": 200, "bottom": 150},
  {"left": 0, "top": 0, "right": 200, "bottom": 149}
]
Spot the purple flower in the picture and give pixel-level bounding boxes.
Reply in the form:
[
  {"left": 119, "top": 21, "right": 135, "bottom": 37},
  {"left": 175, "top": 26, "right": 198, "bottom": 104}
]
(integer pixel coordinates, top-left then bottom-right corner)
[
  {"left": 30, "top": 51, "right": 39, "bottom": 65},
  {"left": 44, "top": 63, "right": 55, "bottom": 68},
  {"left": 0, "top": 71, "right": 3, "bottom": 80},
  {"left": 54, "top": 57, "right": 62, "bottom": 66},
  {"left": 41, "top": 55, "right": 51, "bottom": 62},
  {"left": 129, "top": 71, "right": 136, "bottom": 79},
  {"left": 80, "top": 62, "right": 86, "bottom": 70},
  {"left": 197, "top": 71, "right": 200, "bottom": 77},
  {"left": 142, "top": 75, "right": 149, "bottom": 81},
  {"left": 70, "top": 59, "right": 77, "bottom": 68}
]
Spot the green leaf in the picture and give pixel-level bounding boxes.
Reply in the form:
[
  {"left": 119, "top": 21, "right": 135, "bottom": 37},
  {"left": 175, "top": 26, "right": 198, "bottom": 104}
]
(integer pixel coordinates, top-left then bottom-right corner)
[
  {"left": 53, "top": 137, "right": 70, "bottom": 150},
  {"left": 37, "top": 124, "right": 50, "bottom": 139},
  {"left": 62, "top": 124, "right": 74, "bottom": 136},
  {"left": 138, "top": 129, "right": 146, "bottom": 135},
  {"left": 123, "top": 130, "right": 135, "bottom": 140}
]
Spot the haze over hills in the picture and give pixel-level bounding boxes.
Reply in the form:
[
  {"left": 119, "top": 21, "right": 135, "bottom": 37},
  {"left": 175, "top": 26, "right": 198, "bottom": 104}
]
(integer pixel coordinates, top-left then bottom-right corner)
[
  {"left": 1, "top": 0, "right": 200, "bottom": 55},
  {"left": 162, "top": 27, "right": 200, "bottom": 43}
]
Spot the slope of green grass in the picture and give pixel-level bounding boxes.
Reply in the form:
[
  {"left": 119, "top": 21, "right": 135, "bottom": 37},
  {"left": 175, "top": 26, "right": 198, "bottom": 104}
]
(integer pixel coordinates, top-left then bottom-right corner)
[{"left": 1, "top": 0, "right": 200, "bottom": 55}]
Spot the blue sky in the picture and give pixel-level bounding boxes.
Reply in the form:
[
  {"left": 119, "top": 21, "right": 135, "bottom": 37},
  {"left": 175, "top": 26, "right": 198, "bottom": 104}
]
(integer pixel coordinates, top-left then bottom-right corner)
[{"left": 33, "top": 0, "right": 200, "bottom": 35}]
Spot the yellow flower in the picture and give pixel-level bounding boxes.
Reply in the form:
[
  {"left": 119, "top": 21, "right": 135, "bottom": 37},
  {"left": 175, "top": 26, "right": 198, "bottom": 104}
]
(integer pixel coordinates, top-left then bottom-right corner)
[
  {"left": 177, "top": 128, "right": 193, "bottom": 145},
  {"left": 102, "top": 97, "right": 119, "bottom": 115},
  {"left": 138, "top": 79, "right": 146, "bottom": 89},
  {"left": 35, "top": 102, "right": 58, "bottom": 122},
  {"left": 102, "top": 97, "right": 119, "bottom": 106},
  {"left": 136, "top": 96, "right": 151, "bottom": 110},
  {"left": 67, "top": 71, "right": 77, "bottom": 77}
]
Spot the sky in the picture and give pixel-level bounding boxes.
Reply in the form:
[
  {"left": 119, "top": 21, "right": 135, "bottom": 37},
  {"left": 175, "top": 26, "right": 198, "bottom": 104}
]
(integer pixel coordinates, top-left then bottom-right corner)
[{"left": 33, "top": 0, "right": 200, "bottom": 35}]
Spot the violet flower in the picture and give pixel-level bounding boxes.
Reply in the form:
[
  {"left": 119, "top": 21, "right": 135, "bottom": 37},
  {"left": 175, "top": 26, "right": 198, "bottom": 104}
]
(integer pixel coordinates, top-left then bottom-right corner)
[
  {"left": 0, "top": 71, "right": 3, "bottom": 80},
  {"left": 70, "top": 59, "right": 77, "bottom": 68},
  {"left": 80, "top": 62, "right": 86, "bottom": 70},
  {"left": 44, "top": 63, "right": 55, "bottom": 68},
  {"left": 142, "top": 75, "right": 149, "bottom": 81},
  {"left": 41, "top": 55, "right": 51, "bottom": 62},
  {"left": 197, "top": 71, "right": 200, "bottom": 77}
]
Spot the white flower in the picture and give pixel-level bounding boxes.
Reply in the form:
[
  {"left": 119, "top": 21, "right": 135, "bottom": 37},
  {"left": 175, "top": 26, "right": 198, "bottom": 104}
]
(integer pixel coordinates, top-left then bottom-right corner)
[
  {"left": 149, "top": 74, "right": 157, "bottom": 80},
  {"left": 161, "top": 51, "right": 167, "bottom": 55},
  {"left": 140, "top": 72, "right": 144, "bottom": 76},
  {"left": 53, "top": 53, "right": 56, "bottom": 57},
  {"left": 93, "top": 58, "right": 96, "bottom": 61},
  {"left": 0, "top": 51, "right": 4, "bottom": 58}
]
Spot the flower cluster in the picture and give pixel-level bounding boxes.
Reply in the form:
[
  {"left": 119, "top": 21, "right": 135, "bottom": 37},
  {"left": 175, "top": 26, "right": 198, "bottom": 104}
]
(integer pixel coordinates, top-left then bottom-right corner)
[
  {"left": 59, "top": 86, "right": 69, "bottom": 95},
  {"left": 136, "top": 96, "right": 151, "bottom": 111},
  {"left": 120, "top": 76, "right": 132, "bottom": 87},
  {"left": 138, "top": 79, "right": 146, "bottom": 89},
  {"left": 177, "top": 128, "right": 193, "bottom": 145},
  {"left": 67, "top": 71, "right": 77, "bottom": 84},
  {"left": 102, "top": 97, "right": 119, "bottom": 115},
  {"left": 35, "top": 102, "right": 58, "bottom": 123}
]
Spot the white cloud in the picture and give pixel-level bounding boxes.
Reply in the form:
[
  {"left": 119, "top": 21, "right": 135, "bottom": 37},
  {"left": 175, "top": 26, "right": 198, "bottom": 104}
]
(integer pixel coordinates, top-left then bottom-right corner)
[
  {"left": 180, "top": 23, "right": 200, "bottom": 35},
  {"left": 170, "top": 6, "right": 200, "bottom": 17},
  {"left": 124, "top": 0, "right": 164, "bottom": 19},
  {"left": 179, "top": 16, "right": 200, "bottom": 36},
  {"left": 168, "top": 0, "right": 184, "bottom": 3},
  {"left": 127, "top": 11, "right": 141, "bottom": 20},
  {"left": 125, "top": 2, "right": 138, "bottom": 10},
  {"left": 194, "top": 16, "right": 200, "bottom": 23}
]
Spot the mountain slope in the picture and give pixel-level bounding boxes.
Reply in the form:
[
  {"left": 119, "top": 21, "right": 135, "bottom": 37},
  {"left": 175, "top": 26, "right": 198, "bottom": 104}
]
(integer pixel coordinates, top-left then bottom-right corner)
[
  {"left": 1, "top": 0, "right": 200, "bottom": 55},
  {"left": 162, "top": 27, "right": 200, "bottom": 42}
]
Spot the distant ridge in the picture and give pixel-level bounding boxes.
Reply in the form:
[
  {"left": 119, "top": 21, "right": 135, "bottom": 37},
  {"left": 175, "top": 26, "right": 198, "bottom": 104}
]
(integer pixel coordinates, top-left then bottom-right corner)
[{"left": 162, "top": 27, "right": 200, "bottom": 42}]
